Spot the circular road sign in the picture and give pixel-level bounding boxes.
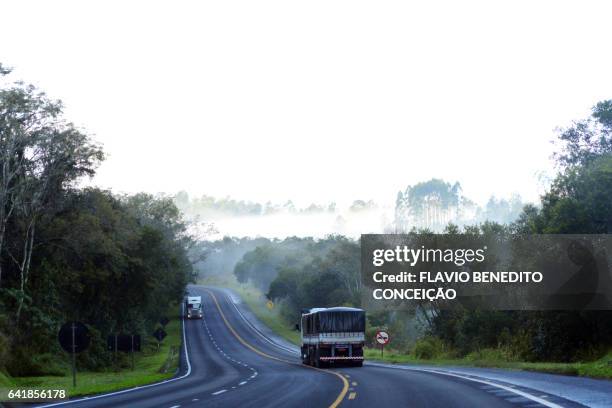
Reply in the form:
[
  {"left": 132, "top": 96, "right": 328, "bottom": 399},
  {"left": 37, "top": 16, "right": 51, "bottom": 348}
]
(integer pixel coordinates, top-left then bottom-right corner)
[
  {"left": 375, "top": 330, "right": 390, "bottom": 345},
  {"left": 58, "top": 321, "right": 90, "bottom": 353}
]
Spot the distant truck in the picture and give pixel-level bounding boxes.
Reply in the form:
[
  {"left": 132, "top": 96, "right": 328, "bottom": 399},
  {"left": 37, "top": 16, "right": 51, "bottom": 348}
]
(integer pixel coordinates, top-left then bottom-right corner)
[
  {"left": 299, "top": 307, "right": 365, "bottom": 367},
  {"left": 185, "top": 295, "right": 203, "bottom": 319}
]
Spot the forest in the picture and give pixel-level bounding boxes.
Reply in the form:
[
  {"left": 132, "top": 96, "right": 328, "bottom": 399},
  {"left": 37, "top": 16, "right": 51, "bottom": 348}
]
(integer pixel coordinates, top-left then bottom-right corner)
[
  {"left": 0, "top": 64, "right": 194, "bottom": 377},
  {"left": 195, "top": 100, "right": 612, "bottom": 364}
]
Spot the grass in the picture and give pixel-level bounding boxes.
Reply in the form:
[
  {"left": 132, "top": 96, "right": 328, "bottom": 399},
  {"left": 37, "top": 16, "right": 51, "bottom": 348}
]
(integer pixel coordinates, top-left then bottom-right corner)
[
  {"left": 0, "top": 371, "right": 14, "bottom": 387},
  {"left": 363, "top": 348, "right": 612, "bottom": 380},
  {"left": 199, "top": 276, "right": 300, "bottom": 345},
  {"left": 6, "top": 306, "right": 182, "bottom": 398}
]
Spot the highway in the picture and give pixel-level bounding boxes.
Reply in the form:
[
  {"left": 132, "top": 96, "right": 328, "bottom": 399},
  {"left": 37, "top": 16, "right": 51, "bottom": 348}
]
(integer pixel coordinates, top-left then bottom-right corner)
[{"left": 34, "top": 286, "right": 611, "bottom": 408}]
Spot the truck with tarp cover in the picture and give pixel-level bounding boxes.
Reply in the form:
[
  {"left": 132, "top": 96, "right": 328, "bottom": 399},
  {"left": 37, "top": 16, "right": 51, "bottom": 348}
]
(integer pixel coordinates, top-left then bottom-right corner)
[{"left": 300, "top": 307, "right": 365, "bottom": 367}]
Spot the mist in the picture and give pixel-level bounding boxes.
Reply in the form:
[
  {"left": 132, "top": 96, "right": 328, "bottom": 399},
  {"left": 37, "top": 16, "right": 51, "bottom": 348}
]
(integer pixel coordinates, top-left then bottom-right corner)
[{"left": 175, "top": 179, "right": 531, "bottom": 240}]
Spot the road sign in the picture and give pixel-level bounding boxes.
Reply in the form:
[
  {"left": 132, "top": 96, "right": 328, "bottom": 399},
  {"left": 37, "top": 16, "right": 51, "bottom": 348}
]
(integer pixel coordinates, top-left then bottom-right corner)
[
  {"left": 107, "top": 334, "right": 141, "bottom": 352},
  {"left": 58, "top": 322, "right": 90, "bottom": 353},
  {"left": 159, "top": 316, "right": 169, "bottom": 327},
  {"left": 153, "top": 328, "right": 167, "bottom": 342},
  {"left": 375, "top": 330, "right": 390, "bottom": 345},
  {"left": 58, "top": 322, "right": 89, "bottom": 387},
  {"left": 266, "top": 300, "right": 274, "bottom": 310}
]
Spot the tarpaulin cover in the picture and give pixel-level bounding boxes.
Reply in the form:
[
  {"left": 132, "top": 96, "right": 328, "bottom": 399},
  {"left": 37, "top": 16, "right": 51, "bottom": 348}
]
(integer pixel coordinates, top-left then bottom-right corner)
[{"left": 316, "top": 310, "right": 365, "bottom": 333}]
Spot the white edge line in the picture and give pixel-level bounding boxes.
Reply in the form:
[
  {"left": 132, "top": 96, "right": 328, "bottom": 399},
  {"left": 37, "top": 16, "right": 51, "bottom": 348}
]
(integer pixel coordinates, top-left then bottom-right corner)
[
  {"left": 37, "top": 304, "right": 193, "bottom": 408},
  {"left": 220, "top": 288, "right": 299, "bottom": 355},
  {"left": 368, "top": 363, "right": 564, "bottom": 408}
]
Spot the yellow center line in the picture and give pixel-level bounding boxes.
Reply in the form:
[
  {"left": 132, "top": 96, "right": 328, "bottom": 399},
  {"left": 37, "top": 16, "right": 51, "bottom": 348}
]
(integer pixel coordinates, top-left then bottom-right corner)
[{"left": 205, "top": 289, "right": 349, "bottom": 408}]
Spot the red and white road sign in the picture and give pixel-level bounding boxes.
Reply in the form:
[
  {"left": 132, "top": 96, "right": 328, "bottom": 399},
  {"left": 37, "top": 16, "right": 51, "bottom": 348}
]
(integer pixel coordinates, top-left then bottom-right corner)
[{"left": 375, "top": 330, "right": 390, "bottom": 345}]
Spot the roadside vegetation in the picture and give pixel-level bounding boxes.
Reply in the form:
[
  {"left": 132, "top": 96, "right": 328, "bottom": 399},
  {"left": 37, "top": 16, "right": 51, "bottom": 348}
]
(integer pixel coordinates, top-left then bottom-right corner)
[
  {"left": 194, "top": 100, "right": 612, "bottom": 380},
  {"left": 9, "top": 306, "right": 182, "bottom": 397},
  {"left": 0, "top": 65, "right": 194, "bottom": 392}
]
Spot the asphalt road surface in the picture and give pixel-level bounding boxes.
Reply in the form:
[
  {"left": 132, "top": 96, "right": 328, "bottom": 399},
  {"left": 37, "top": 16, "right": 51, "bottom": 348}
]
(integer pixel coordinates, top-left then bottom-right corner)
[{"left": 30, "top": 285, "right": 610, "bottom": 408}]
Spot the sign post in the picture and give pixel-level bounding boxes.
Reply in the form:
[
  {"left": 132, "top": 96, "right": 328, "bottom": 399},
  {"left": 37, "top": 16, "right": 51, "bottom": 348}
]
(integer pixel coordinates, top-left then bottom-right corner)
[
  {"left": 58, "top": 322, "right": 90, "bottom": 388},
  {"left": 131, "top": 335, "right": 135, "bottom": 370},
  {"left": 375, "top": 330, "right": 390, "bottom": 358},
  {"left": 153, "top": 328, "right": 167, "bottom": 352},
  {"left": 71, "top": 323, "right": 76, "bottom": 387}
]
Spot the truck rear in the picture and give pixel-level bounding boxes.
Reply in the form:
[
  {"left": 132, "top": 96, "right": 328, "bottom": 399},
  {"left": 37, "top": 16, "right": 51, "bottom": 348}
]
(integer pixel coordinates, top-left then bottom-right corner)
[{"left": 300, "top": 307, "right": 365, "bottom": 367}]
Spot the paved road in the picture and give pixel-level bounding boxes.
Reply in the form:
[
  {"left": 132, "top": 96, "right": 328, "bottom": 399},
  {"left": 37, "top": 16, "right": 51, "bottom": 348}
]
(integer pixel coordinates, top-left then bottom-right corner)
[{"left": 32, "top": 285, "right": 609, "bottom": 408}]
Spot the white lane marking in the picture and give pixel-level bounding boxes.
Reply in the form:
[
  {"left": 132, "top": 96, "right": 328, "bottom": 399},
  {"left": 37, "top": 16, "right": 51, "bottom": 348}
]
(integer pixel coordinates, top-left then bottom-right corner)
[
  {"left": 201, "top": 308, "right": 258, "bottom": 393},
  {"left": 372, "top": 364, "right": 564, "bottom": 408},
  {"left": 192, "top": 399, "right": 199, "bottom": 402},
  {"left": 169, "top": 405, "right": 180, "bottom": 408},
  {"left": 212, "top": 389, "right": 227, "bottom": 395},
  {"left": 37, "top": 304, "right": 193, "bottom": 407},
  {"left": 222, "top": 289, "right": 299, "bottom": 355}
]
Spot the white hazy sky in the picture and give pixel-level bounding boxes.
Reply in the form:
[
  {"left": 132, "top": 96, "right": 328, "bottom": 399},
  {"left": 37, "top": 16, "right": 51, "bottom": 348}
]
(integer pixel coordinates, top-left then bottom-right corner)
[{"left": 1, "top": 0, "right": 611, "bottom": 207}]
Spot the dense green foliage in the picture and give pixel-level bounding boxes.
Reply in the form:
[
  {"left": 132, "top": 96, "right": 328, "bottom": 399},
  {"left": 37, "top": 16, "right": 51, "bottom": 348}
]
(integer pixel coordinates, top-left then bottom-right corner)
[
  {"left": 221, "top": 100, "right": 612, "bottom": 364},
  {"left": 424, "top": 101, "right": 612, "bottom": 362},
  {"left": 0, "top": 65, "right": 193, "bottom": 377}
]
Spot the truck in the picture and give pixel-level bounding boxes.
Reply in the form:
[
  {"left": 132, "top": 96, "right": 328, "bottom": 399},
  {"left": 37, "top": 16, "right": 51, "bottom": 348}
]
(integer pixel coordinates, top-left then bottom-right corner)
[
  {"left": 299, "top": 307, "right": 365, "bottom": 367},
  {"left": 185, "top": 295, "right": 203, "bottom": 319}
]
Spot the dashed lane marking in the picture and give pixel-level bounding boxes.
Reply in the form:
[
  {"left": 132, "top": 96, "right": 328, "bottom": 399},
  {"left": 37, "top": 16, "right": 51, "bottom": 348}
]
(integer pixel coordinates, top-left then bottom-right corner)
[
  {"left": 205, "top": 289, "right": 349, "bottom": 408},
  {"left": 202, "top": 314, "right": 256, "bottom": 394},
  {"left": 348, "top": 392, "right": 357, "bottom": 400},
  {"left": 212, "top": 390, "right": 227, "bottom": 396}
]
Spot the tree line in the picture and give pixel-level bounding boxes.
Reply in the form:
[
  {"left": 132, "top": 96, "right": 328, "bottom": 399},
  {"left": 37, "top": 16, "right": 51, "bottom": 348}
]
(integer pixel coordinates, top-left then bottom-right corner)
[
  {"left": 0, "top": 64, "right": 194, "bottom": 376},
  {"left": 222, "top": 100, "right": 612, "bottom": 362}
]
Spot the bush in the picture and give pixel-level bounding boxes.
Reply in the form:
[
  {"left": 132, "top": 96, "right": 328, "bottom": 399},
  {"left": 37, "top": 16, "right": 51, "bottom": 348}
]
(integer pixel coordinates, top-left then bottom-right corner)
[
  {"left": 7, "top": 350, "right": 66, "bottom": 377},
  {"left": 413, "top": 337, "right": 445, "bottom": 360}
]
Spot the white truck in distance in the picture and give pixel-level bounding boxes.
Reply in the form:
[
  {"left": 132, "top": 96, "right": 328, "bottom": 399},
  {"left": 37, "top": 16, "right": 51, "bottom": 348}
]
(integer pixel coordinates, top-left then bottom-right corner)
[{"left": 185, "top": 295, "right": 203, "bottom": 319}]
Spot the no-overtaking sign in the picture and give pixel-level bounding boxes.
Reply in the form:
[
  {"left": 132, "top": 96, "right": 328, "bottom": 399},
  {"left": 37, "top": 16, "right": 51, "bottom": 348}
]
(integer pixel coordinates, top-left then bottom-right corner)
[{"left": 375, "top": 330, "right": 390, "bottom": 345}]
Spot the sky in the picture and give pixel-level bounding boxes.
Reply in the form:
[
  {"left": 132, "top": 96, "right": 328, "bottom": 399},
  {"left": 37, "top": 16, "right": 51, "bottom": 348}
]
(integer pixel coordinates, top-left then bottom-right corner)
[{"left": 1, "top": 0, "right": 611, "bottom": 208}]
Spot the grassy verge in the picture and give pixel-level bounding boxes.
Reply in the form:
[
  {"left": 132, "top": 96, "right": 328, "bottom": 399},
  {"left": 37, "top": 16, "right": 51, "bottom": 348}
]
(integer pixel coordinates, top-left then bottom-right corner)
[
  {"left": 199, "top": 276, "right": 300, "bottom": 345},
  {"left": 364, "top": 348, "right": 612, "bottom": 380},
  {"left": 0, "top": 371, "right": 14, "bottom": 387},
  {"left": 7, "top": 306, "right": 182, "bottom": 398}
]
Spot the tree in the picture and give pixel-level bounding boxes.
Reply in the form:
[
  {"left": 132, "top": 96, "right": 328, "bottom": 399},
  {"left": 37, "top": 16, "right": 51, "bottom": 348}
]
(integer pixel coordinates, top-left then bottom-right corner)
[{"left": 0, "top": 64, "right": 103, "bottom": 319}]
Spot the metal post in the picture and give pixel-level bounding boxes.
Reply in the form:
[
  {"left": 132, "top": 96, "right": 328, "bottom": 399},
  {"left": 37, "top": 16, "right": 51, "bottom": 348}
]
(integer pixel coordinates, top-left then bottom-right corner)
[
  {"left": 381, "top": 344, "right": 384, "bottom": 359},
  {"left": 131, "top": 335, "right": 135, "bottom": 370},
  {"left": 71, "top": 323, "right": 77, "bottom": 387}
]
